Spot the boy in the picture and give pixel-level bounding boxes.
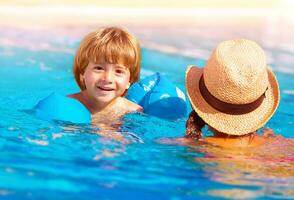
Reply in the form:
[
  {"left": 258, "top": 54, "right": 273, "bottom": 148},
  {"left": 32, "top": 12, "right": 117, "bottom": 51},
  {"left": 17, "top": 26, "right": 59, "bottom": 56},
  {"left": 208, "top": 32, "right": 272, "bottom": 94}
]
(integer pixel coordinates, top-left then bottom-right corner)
[{"left": 68, "top": 27, "right": 142, "bottom": 123}]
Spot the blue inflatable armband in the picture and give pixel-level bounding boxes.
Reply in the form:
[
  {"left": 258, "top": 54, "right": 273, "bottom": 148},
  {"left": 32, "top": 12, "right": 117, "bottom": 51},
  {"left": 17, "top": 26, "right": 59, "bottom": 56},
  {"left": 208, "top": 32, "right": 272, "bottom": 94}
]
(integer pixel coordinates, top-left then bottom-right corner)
[
  {"left": 34, "top": 93, "right": 91, "bottom": 123},
  {"left": 126, "top": 72, "right": 187, "bottom": 119}
]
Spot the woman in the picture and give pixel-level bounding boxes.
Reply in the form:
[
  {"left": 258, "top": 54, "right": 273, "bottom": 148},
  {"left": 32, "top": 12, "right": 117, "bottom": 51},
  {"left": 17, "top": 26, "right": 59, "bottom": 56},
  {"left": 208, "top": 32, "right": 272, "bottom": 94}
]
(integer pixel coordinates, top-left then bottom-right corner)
[{"left": 185, "top": 38, "right": 281, "bottom": 147}]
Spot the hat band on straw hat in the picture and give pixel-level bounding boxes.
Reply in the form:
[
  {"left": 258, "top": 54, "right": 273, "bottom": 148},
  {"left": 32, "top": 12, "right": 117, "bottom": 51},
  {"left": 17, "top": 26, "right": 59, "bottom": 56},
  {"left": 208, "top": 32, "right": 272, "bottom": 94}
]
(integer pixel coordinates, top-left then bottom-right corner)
[{"left": 199, "top": 76, "right": 267, "bottom": 115}]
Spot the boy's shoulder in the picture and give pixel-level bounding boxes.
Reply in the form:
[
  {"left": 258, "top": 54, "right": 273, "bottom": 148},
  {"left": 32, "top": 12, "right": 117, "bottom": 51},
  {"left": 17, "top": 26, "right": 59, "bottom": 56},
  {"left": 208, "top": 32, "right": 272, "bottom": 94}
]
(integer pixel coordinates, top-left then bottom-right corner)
[
  {"left": 118, "top": 97, "right": 143, "bottom": 112},
  {"left": 91, "top": 97, "right": 142, "bottom": 124}
]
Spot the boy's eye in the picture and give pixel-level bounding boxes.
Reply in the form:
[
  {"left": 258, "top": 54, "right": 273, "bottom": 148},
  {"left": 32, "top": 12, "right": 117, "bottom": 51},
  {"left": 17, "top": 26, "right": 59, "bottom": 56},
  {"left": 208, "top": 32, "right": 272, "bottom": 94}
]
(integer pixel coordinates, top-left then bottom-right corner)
[
  {"left": 93, "top": 66, "right": 103, "bottom": 70},
  {"left": 116, "top": 69, "right": 125, "bottom": 74}
]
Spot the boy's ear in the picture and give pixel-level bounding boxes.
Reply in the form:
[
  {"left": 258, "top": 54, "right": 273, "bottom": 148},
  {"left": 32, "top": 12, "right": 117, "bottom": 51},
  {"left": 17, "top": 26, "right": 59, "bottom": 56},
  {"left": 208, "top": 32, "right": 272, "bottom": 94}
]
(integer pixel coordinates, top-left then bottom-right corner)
[
  {"left": 80, "top": 74, "right": 84, "bottom": 82},
  {"left": 126, "top": 82, "right": 131, "bottom": 89},
  {"left": 80, "top": 74, "right": 85, "bottom": 87}
]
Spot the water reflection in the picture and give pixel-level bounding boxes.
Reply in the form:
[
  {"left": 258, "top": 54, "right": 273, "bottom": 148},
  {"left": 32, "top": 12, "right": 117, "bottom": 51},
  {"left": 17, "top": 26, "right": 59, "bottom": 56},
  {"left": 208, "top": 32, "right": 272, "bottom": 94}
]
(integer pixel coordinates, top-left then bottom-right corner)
[{"left": 162, "top": 135, "right": 294, "bottom": 198}]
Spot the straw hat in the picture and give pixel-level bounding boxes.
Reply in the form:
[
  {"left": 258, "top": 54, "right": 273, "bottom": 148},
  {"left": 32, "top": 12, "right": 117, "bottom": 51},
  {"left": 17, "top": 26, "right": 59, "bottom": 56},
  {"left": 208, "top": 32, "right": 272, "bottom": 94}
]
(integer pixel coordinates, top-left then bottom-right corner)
[{"left": 186, "top": 39, "right": 280, "bottom": 135}]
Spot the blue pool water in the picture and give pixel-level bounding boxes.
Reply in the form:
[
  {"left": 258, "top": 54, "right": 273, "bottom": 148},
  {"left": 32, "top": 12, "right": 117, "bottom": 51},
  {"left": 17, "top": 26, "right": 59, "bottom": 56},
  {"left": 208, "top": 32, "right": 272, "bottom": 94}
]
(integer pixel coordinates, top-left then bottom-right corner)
[{"left": 0, "top": 26, "right": 293, "bottom": 199}]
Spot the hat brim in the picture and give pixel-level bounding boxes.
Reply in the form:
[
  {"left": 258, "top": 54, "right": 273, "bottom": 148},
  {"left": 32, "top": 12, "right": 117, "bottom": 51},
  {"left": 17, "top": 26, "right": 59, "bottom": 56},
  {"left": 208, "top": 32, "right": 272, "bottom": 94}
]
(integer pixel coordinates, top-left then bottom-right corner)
[{"left": 185, "top": 65, "right": 280, "bottom": 135}]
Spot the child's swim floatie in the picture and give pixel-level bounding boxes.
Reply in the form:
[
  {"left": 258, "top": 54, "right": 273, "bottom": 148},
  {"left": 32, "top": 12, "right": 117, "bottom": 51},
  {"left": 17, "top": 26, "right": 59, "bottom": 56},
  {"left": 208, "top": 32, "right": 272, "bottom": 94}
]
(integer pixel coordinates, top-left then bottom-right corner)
[
  {"left": 34, "top": 73, "right": 187, "bottom": 123},
  {"left": 126, "top": 72, "right": 187, "bottom": 119},
  {"left": 35, "top": 93, "right": 91, "bottom": 123}
]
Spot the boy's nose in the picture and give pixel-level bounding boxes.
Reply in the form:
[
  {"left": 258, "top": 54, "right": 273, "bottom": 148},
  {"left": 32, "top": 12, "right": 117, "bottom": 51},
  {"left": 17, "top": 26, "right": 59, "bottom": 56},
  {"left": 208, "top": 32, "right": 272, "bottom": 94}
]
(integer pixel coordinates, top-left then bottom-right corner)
[{"left": 103, "top": 70, "right": 114, "bottom": 82}]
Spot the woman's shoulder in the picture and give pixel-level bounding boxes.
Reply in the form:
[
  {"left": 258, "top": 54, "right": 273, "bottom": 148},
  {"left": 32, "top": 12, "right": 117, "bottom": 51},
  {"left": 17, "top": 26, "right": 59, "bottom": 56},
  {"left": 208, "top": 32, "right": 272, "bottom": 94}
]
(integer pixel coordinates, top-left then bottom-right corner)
[
  {"left": 203, "top": 130, "right": 293, "bottom": 148},
  {"left": 203, "top": 135, "right": 267, "bottom": 148}
]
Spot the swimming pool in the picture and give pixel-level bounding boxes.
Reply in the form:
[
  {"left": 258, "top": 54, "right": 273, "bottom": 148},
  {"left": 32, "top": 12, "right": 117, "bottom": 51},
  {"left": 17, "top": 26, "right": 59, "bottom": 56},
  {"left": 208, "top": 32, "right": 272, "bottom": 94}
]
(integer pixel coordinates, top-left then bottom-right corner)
[{"left": 0, "top": 25, "right": 293, "bottom": 199}]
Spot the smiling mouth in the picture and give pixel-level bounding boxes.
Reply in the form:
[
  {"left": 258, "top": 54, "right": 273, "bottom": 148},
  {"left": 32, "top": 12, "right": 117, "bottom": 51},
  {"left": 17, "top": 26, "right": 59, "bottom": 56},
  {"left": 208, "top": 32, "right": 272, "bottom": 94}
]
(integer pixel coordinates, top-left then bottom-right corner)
[{"left": 97, "top": 86, "right": 114, "bottom": 91}]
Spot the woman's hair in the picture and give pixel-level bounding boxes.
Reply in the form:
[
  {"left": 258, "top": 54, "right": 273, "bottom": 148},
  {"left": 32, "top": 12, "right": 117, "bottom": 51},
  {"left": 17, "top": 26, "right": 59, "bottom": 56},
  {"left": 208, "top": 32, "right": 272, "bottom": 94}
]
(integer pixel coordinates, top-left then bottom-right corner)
[
  {"left": 185, "top": 110, "right": 206, "bottom": 140},
  {"left": 73, "top": 26, "right": 141, "bottom": 90},
  {"left": 186, "top": 111, "right": 258, "bottom": 140}
]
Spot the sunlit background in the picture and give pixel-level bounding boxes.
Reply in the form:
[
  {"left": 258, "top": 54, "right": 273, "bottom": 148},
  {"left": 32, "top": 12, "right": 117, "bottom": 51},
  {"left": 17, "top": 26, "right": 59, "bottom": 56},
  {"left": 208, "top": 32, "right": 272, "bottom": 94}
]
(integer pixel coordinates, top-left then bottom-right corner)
[{"left": 1, "top": 0, "right": 294, "bottom": 73}]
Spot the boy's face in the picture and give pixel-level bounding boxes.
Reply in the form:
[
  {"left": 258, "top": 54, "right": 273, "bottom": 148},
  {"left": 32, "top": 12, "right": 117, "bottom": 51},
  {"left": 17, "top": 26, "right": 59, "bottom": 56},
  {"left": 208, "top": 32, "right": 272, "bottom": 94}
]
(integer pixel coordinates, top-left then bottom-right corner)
[{"left": 81, "top": 61, "right": 131, "bottom": 105}]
